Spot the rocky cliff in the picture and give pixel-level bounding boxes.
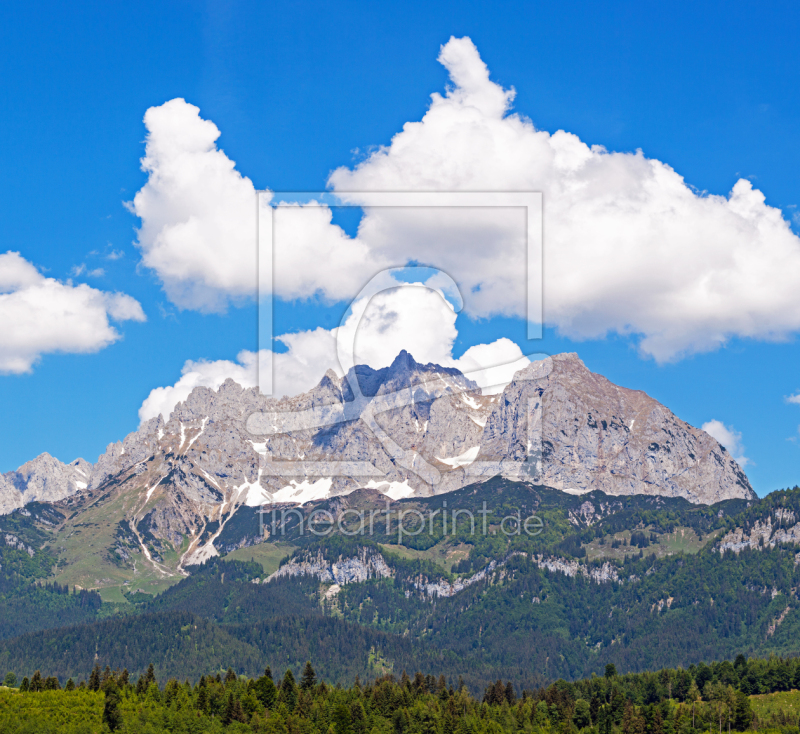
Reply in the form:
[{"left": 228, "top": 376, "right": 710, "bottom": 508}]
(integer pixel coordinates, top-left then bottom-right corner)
[{"left": 477, "top": 353, "right": 755, "bottom": 504}]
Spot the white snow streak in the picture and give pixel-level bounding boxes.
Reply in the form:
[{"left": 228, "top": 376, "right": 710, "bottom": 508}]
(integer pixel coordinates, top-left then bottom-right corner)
[
  {"left": 186, "top": 417, "right": 209, "bottom": 450},
  {"left": 272, "top": 478, "right": 334, "bottom": 504},
  {"left": 365, "top": 479, "right": 416, "bottom": 500},
  {"left": 436, "top": 446, "right": 480, "bottom": 468}
]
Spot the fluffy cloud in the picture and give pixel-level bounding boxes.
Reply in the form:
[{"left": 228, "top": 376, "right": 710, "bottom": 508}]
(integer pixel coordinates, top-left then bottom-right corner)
[
  {"left": 129, "top": 99, "right": 261, "bottom": 312},
  {"left": 701, "top": 419, "right": 750, "bottom": 468},
  {"left": 0, "top": 251, "right": 146, "bottom": 373},
  {"left": 785, "top": 393, "right": 800, "bottom": 405},
  {"left": 130, "top": 99, "right": 386, "bottom": 312},
  {"left": 331, "top": 37, "right": 800, "bottom": 361},
  {"left": 132, "top": 38, "right": 800, "bottom": 362},
  {"left": 138, "top": 283, "right": 530, "bottom": 422}
]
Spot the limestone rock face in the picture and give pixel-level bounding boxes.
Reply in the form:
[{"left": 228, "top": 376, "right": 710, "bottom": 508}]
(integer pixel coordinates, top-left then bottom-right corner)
[
  {"left": 0, "top": 475, "right": 23, "bottom": 515},
  {"left": 267, "top": 548, "right": 394, "bottom": 585},
  {"left": 2, "top": 453, "right": 92, "bottom": 507},
  {"left": 478, "top": 353, "right": 755, "bottom": 504},
  {"left": 717, "top": 508, "right": 800, "bottom": 555}
]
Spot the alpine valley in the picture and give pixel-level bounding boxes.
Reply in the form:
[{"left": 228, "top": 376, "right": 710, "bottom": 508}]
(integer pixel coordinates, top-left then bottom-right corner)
[{"left": 1, "top": 352, "right": 798, "bottom": 691}]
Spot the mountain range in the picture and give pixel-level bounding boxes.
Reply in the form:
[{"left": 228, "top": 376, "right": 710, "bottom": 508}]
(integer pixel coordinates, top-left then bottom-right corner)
[
  {"left": 0, "top": 351, "right": 797, "bottom": 687},
  {"left": 0, "top": 351, "right": 754, "bottom": 590}
]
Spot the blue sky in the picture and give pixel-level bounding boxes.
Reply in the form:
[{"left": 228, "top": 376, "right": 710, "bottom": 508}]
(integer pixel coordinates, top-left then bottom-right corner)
[{"left": 1, "top": 0, "right": 799, "bottom": 496}]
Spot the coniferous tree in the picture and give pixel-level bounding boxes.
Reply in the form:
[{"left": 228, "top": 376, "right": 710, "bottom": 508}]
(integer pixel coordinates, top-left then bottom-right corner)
[
  {"left": 233, "top": 697, "right": 247, "bottom": 723},
  {"left": 30, "top": 670, "right": 42, "bottom": 692},
  {"left": 350, "top": 699, "right": 367, "bottom": 734},
  {"left": 88, "top": 664, "right": 101, "bottom": 692},
  {"left": 197, "top": 683, "right": 209, "bottom": 714},
  {"left": 301, "top": 661, "right": 317, "bottom": 690},
  {"left": 733, "top": 690, "right": 754, "bottom": 731},
  {"left": 223, "top": 692, "right": 235, "bottom": 725},
  {"left": 279, "top": 669, "right": 298, "bottom": 711},
  {"left": 102, "top": 679, "right": 122, "bottom": 732},
  {"left": 333, "top": 700, "right": 353, "bottom": 734}
]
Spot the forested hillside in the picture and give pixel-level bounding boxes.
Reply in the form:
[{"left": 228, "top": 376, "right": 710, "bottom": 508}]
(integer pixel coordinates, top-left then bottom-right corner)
[{"left": 1, "top": 481, "right": 800, "bottom": 688}]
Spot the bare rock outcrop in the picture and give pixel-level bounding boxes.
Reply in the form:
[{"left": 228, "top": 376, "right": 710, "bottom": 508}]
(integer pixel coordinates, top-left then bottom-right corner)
[
  {"left": 0, "top": 475, "right": 23, "bottom": 515},
  {"left": 267, "top": 548, "right": 393, "bottom": 585},
  {"left": 717, "top": 508, "right": 800, "bottom": 554}
]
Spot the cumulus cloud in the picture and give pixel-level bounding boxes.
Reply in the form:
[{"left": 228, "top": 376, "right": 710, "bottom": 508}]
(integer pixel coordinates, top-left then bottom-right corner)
[
  {"left": 138, "top": 282, "right": 530, "bottom": 422},
  {"left": 129, "top": 99, "right": 260, "bottom": 312},
  {"left": 130, "top": 99, "right": 386, "bottom": 312},
  {"left": 701, "top": 419, "right": 750, "bottom": 468},
  {"left": 131, "top": 38, "right": 800, "bottom": 362},
  {"left": 785, "top": 393, "right": 800, "bottom": 405},
  {"left": 0, "top": 251, "right": 146, "bottom": 374},
  {"left": 331, "top": 37, "right": 800, "bottom": 361}
]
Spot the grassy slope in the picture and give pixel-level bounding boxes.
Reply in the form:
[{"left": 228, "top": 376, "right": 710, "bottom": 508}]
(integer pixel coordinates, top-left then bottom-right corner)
[
  {"left": 221, "top": 541, "right": 294, "bottom": 576},
  {"left": 49, "top": 478, "right": 181, "bottom": 597},
  {"left": 585, "top": 527, "right": 722, "bottom": 561},
  {"left": 750, "top": 689, "right": 800, "bottom": 723},
  {"left": 379, "top": 540, "right": 471, "bottom": 572}
]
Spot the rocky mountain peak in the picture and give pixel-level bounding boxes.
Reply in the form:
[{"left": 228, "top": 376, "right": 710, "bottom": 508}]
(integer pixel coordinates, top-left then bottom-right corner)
[
  {"left": 483, "top": 354, "right": 755, "bottom": 503},
  {"left": 3, "top": 452, "right": 92, "bottom": 506},
  {"left": 344, "top": 350, "right": 476, "bottom": 399}
]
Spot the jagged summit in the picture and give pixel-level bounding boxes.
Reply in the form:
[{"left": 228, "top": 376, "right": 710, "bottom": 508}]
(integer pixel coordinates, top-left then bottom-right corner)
[
  {"left": 342, "top": 349, "right": 476, "bottom": 398},
  {"left": 482, "top": 353, "right": 755, "bottom": 503}
]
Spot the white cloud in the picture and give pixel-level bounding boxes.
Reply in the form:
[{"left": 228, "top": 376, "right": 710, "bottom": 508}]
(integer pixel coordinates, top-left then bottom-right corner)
[
  {"left": 130, "top": 100, "right": 386, "bottom": 312},
  {"left": 330, "top": 37, "right": 800, "bottom": 362},
  {"left": 129, "top": 99, "right": 260, "bottom": 312},
  {"left": 71, "top": 264, "right": 105, "bottom": 278},
  {"left": 138, "top": 282, "right": 530, "bottom": 422},
  {"left": 131, "top": 38, "right": 800, "bottom": 362},
  {"left": 785, "top": 393, "right": 800, "bottom": 405},
  {"left": 0, "top": 251, "right": 146, "bottom": 374},
  {"left": 701, "top": 419, "right": 750, "bottom": 468}
]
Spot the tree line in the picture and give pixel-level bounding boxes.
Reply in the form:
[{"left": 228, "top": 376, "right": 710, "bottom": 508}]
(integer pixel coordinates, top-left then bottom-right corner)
[{"left": 4, "top": 653, "right": 800, "bottom": 734}]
